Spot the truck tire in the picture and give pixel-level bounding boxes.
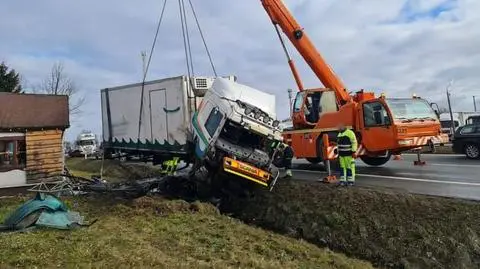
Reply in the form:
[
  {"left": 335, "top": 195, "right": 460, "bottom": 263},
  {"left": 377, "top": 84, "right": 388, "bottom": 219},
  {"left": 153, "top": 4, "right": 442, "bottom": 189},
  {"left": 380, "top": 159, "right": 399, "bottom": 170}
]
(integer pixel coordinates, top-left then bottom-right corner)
[
  {"left": 464, "top": 143, "right": 480, "bottom": 159},
  {"left": 360, "top": 153, "right": 392, "bottom": 166},
  {"left": 304, "top": 134, "right": 326, "bottom": 165}
]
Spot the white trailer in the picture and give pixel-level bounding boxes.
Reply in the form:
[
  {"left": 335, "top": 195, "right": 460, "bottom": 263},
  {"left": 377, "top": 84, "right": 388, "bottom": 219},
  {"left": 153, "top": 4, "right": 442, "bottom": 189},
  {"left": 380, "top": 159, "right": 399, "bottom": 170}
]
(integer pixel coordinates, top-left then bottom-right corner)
[{"left": 101, "top": 75, "right": 210, "bottom": 160}]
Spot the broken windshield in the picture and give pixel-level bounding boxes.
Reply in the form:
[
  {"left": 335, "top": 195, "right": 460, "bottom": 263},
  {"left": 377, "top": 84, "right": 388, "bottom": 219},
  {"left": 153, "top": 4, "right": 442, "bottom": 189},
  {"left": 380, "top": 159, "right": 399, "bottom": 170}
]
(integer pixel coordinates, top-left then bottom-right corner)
[{"left": 386, "top": 98, "right": 438, "bottom": 121}]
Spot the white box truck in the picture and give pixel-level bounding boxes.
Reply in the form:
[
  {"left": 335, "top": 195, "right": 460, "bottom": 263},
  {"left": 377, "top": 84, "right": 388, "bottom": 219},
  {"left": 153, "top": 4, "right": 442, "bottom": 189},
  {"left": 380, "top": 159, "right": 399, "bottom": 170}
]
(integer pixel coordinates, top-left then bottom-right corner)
[{"left": 100, "top": 75, "right": 284, "bottom": 189}]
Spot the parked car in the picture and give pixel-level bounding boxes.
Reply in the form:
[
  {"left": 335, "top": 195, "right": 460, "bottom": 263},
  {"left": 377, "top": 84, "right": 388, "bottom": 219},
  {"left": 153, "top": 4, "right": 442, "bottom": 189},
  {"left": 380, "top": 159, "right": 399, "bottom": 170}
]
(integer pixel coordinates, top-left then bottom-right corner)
[{"left": 452, "top": 124, "right": 480, "bottom": 159}]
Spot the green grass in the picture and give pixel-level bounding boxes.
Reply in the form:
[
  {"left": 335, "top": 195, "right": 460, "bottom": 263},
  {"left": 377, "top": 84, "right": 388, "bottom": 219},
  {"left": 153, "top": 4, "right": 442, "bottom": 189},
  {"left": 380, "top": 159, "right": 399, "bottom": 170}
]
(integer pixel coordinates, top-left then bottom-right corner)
[
  {"left": 0, "top": 195, "right": 373, "bottom": 269},
  {"left": 66, "top": 157, "right": 163, "bottom": 181}
]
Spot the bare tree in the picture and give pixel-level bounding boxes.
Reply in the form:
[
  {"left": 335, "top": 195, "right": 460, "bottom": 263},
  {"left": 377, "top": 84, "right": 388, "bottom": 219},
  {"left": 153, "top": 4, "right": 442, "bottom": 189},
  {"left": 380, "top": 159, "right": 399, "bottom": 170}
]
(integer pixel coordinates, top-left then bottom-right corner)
[{"left": 37, "top": 62, "right": 86, "bottom": 117}]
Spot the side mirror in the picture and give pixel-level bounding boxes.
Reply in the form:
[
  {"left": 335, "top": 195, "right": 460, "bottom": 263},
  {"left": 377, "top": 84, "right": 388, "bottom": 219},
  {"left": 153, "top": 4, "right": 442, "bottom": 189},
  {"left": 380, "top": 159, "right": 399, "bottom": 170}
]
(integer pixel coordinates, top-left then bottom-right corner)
[{"left": 374, "top": 111, "right": 383, "bottom": 125}]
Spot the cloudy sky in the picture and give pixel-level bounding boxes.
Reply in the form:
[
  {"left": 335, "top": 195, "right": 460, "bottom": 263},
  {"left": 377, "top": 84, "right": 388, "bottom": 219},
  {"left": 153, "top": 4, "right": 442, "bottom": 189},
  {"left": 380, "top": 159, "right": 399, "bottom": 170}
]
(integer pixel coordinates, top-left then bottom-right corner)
[{"left": 2, "top": 0, "right": 478, "bottom": 141}]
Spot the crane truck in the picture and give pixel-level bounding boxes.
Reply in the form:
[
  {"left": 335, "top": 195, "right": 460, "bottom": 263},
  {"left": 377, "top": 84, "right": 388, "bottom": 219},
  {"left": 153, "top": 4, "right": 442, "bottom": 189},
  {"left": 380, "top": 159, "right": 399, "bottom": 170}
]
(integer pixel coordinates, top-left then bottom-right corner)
[
  {"left": 260, "top": 0, "right": 449, "bottom": 166},
  {"left": 101, "top": 75, "right": 283, "bottom": 190}
]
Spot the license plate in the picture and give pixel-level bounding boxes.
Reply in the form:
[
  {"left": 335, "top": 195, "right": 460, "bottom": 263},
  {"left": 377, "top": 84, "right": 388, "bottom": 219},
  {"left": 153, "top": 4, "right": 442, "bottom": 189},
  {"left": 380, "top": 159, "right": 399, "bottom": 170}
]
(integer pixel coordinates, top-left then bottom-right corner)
[{"left": 222, "top": 157, "right": 271, "bottom": 187}]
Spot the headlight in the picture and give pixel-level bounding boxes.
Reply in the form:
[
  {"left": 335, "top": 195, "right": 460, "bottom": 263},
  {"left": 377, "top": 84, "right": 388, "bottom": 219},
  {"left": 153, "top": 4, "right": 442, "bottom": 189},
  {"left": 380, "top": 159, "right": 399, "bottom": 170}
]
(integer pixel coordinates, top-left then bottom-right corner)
[
  {"left": 398, "top": 139, "right": 413, "bottom": 145},
  {"left": 263, "top": 115, "right": 270, "bottom": 123},
  {"left": 272, "top": 120, "right": 280, "bottom": 127},
  {"left": 254, "top": 111, "right": 262, "bottom": 119},
  {"left": 245, "top": 107, "right": 253, "bottom": 115}
]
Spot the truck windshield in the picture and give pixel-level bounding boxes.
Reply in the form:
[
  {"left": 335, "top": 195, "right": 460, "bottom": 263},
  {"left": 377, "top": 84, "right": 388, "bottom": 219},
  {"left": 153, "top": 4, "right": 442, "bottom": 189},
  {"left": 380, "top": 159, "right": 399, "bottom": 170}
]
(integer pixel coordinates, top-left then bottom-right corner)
[
  {"left": 386, "top": 98, "right": 438, "bottom": 121},
  {"left": 79, "top": 140, "right": 95, "bottom": 146}
]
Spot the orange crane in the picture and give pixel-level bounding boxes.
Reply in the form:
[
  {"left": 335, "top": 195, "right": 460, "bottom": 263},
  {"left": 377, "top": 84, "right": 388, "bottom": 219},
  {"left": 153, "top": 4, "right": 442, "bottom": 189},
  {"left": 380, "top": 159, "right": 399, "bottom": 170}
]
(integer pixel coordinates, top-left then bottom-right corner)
[{"left": 261, "top": 0, "right": 449, "bottom": 166}]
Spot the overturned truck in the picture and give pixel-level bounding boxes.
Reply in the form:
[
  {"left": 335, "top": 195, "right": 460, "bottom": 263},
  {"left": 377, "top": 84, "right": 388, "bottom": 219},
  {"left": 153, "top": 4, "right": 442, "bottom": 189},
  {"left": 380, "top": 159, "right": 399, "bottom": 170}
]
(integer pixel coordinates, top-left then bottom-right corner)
[{"left": 100, "top": 75, "right": 284, "bottom": 189}]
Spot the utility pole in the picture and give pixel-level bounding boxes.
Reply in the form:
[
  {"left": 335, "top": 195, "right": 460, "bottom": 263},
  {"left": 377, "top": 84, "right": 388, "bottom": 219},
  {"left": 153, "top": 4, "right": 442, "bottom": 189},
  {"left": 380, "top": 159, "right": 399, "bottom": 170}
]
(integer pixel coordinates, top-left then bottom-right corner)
[
  {"left": 474, "top": 96, "right": 477, "bottom": 112},
  {"left": 446, "top": 80, "right": 455, "bottom": 135},
  {"left": 141, "top": 51, "right": 147, "bottom": 79},
  {"left": 287, "top": 88, "right": 293, "bottom": 118}
]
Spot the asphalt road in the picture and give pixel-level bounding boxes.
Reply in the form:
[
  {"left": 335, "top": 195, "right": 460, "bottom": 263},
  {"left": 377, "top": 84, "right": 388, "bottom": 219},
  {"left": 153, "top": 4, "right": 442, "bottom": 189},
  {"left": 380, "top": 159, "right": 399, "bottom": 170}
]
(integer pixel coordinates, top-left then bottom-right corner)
[{"left": 291, "top": 154, "right": 480, "bottom": 201}]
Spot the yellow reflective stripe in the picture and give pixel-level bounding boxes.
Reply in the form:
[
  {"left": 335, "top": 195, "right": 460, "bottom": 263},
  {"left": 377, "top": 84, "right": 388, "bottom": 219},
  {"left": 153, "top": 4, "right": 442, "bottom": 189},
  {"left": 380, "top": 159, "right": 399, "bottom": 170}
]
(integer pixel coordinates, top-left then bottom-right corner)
[{"left": 224, "top": 168, "right": 268, "bottom": 187}]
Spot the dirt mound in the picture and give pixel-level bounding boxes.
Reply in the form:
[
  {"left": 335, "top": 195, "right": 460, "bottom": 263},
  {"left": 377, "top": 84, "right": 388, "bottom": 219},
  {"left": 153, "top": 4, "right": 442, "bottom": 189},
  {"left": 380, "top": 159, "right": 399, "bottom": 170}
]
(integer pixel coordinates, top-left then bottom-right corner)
[
  {"left": 132, "top": 196, "right": 220, "bottom": 216},
  {"left": 221, "top": 180, "right": 480, "bottom": 269}
]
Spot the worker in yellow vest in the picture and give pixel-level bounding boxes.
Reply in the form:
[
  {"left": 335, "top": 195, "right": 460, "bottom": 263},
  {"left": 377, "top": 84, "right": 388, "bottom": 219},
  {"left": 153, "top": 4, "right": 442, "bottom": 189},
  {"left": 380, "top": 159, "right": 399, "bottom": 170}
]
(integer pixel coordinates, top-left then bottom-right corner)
[{"left": 336, "top": 123, "right": 358, "bottom": 186}]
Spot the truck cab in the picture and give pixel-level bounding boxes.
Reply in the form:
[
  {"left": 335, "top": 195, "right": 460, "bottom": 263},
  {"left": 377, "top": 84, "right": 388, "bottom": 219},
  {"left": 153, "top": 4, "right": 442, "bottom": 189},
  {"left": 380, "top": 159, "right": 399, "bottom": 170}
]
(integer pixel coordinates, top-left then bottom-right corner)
[{"left": 192, "top": 78, "right": 283, "bottom": 188}]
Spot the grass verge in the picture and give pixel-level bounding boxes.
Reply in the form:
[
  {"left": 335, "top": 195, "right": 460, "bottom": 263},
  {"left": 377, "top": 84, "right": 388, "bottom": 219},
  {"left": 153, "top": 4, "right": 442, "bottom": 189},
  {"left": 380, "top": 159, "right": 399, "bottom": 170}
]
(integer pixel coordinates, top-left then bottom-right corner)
[
  {"left": 65, "top": 157, "right": 163, "bottom": 181},
  {"left": 0, "top": 195, "right": 372, "bottom": 269}
]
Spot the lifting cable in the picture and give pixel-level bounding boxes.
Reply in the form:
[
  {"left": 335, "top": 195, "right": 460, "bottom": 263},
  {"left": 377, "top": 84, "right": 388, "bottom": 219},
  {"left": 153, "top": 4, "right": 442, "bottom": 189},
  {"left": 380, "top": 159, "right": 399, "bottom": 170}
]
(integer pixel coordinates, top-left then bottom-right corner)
[
  {"left": 132, "top": 0, "right": 216, "bottom": 163},
  {"left": 186, "top": 0, "right": 217, "bottom": 76},
  {"left": 98, "top": 0, "right": 218, "bottom": 178},
  {"left": 179, "top": 0, "right": 194, "bottom": 79},
  {"left": 178, "top": 0, "right": 195, "bottom": 78},
  {"left": 136, "top": 0, "right": 168, "bottom": 152}
]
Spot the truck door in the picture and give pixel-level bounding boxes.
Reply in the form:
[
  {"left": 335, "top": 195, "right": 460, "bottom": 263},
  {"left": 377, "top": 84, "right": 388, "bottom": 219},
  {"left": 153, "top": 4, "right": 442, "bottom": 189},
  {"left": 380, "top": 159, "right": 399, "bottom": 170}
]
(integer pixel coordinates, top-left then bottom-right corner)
[
  {"left": 359, "top": 100, "right": 395, "bottom": 152},
  {"left": 193, "top": 101, "right": 225, "bottom": 158},
  {"left": 149, "top": 89, "right": 168, "bottom": 143}
]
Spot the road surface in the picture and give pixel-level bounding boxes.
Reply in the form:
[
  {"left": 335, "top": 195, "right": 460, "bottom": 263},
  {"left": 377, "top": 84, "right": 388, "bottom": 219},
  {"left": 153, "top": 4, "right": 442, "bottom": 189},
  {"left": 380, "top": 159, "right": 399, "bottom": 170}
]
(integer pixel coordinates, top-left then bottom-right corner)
[{"left": 291, "top": 154, "right": 480, "bottom": 201}]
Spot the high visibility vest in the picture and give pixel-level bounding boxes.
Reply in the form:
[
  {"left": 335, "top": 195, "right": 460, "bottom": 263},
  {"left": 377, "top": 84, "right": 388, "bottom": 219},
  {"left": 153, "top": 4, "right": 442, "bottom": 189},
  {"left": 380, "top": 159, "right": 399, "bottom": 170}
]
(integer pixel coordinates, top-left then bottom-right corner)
[
  {"left": 283, "top": 145, "right": 294, "bottom": 159},
  {"left": 337, "top": 129, "right": 358, "bottom": 157}
]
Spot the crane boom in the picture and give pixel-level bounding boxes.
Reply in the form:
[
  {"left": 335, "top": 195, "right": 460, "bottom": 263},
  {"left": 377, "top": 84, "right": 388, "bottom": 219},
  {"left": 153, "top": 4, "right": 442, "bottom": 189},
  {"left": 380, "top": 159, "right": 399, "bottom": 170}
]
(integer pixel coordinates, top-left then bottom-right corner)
[{"left": 261, "top": 0, "right": 352, "bottom": 103}]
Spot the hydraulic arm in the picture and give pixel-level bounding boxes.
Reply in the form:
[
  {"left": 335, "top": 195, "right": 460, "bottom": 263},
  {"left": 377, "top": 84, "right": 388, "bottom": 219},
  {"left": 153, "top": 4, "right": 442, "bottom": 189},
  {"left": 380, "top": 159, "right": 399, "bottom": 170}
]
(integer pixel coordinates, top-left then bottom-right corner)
[{"left": 261, "top": 0, "right": 351, "bottom": 104}]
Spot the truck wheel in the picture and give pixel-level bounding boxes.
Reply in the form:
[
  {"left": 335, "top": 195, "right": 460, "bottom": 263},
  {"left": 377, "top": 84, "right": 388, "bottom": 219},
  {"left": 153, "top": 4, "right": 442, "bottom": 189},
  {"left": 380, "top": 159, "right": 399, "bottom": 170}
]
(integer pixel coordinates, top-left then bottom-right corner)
[
  {"left": 309, "top": 134, "right": 326, "bottom": 164},
  {"left": 464, "top": 144, "right": 480, "bottom": 159},
  {"left": 360, "top": 154, "right": 392, "bottom": 166},
  {"left": 306, "top": 158, "right": 322, "bottom": 164}
]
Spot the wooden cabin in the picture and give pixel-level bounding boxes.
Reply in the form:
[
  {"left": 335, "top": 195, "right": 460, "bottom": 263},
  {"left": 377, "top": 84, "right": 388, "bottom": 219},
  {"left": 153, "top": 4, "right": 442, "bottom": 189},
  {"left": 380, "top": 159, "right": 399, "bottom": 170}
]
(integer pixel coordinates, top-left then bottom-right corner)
[{"left": 0, "top": 93, "right": 69, "bottom": 188}]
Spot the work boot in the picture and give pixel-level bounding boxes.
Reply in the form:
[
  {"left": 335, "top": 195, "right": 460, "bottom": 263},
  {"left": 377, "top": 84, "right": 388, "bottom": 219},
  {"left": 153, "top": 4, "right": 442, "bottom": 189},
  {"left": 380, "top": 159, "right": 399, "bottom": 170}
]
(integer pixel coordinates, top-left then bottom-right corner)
[
  {"left": 282, "top": 174, "right": 292, "bottom": 179},
  {"left": 338, "top": 181, "right": 347, "bottom": 187},
  {"left": 347, "top": 181, "right": 355, "bottom": 186}
]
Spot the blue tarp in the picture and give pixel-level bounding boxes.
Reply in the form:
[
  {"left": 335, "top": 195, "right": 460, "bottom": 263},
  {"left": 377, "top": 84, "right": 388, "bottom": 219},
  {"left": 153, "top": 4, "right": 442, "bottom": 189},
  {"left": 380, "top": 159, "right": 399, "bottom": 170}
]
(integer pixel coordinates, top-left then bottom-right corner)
[{"left": 1, "top": 193, "right": 91, "bottom": 231}]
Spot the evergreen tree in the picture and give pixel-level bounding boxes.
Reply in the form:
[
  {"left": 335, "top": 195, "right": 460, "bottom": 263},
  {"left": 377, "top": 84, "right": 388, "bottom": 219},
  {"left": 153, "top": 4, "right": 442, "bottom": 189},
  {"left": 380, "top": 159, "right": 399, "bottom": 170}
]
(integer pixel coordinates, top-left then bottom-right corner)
[{"left": 0, "top": 62, "right": 23, "bottom": 93}]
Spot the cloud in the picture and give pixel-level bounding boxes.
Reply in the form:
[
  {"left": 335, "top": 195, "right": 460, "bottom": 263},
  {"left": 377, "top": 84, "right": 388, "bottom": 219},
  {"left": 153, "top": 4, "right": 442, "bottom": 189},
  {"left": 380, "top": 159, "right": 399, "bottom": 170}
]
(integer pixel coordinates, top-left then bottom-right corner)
[{"left": 1, "top": 0, "right": 479, "bottom": 141}]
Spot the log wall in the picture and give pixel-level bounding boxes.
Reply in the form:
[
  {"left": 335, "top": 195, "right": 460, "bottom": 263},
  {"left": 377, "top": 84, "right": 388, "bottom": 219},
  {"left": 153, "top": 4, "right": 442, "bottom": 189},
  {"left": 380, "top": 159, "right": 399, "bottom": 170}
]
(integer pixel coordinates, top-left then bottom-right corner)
[{"left": 25, "top": 129, "right": 64, "bottom": 181}]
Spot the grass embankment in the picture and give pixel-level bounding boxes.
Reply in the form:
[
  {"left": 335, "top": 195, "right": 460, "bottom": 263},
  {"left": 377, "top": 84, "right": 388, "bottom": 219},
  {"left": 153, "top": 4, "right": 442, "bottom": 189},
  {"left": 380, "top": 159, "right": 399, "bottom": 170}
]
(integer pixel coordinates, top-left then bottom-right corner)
[
  {"left": 65, "top": 157, "right": 163, "bottom": 180},
  {"left": 0, "top": 158, "right": 372, "bottom": 269},
  {"left": 223, "top": 181, "right": 480, "bottom": 269}
]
